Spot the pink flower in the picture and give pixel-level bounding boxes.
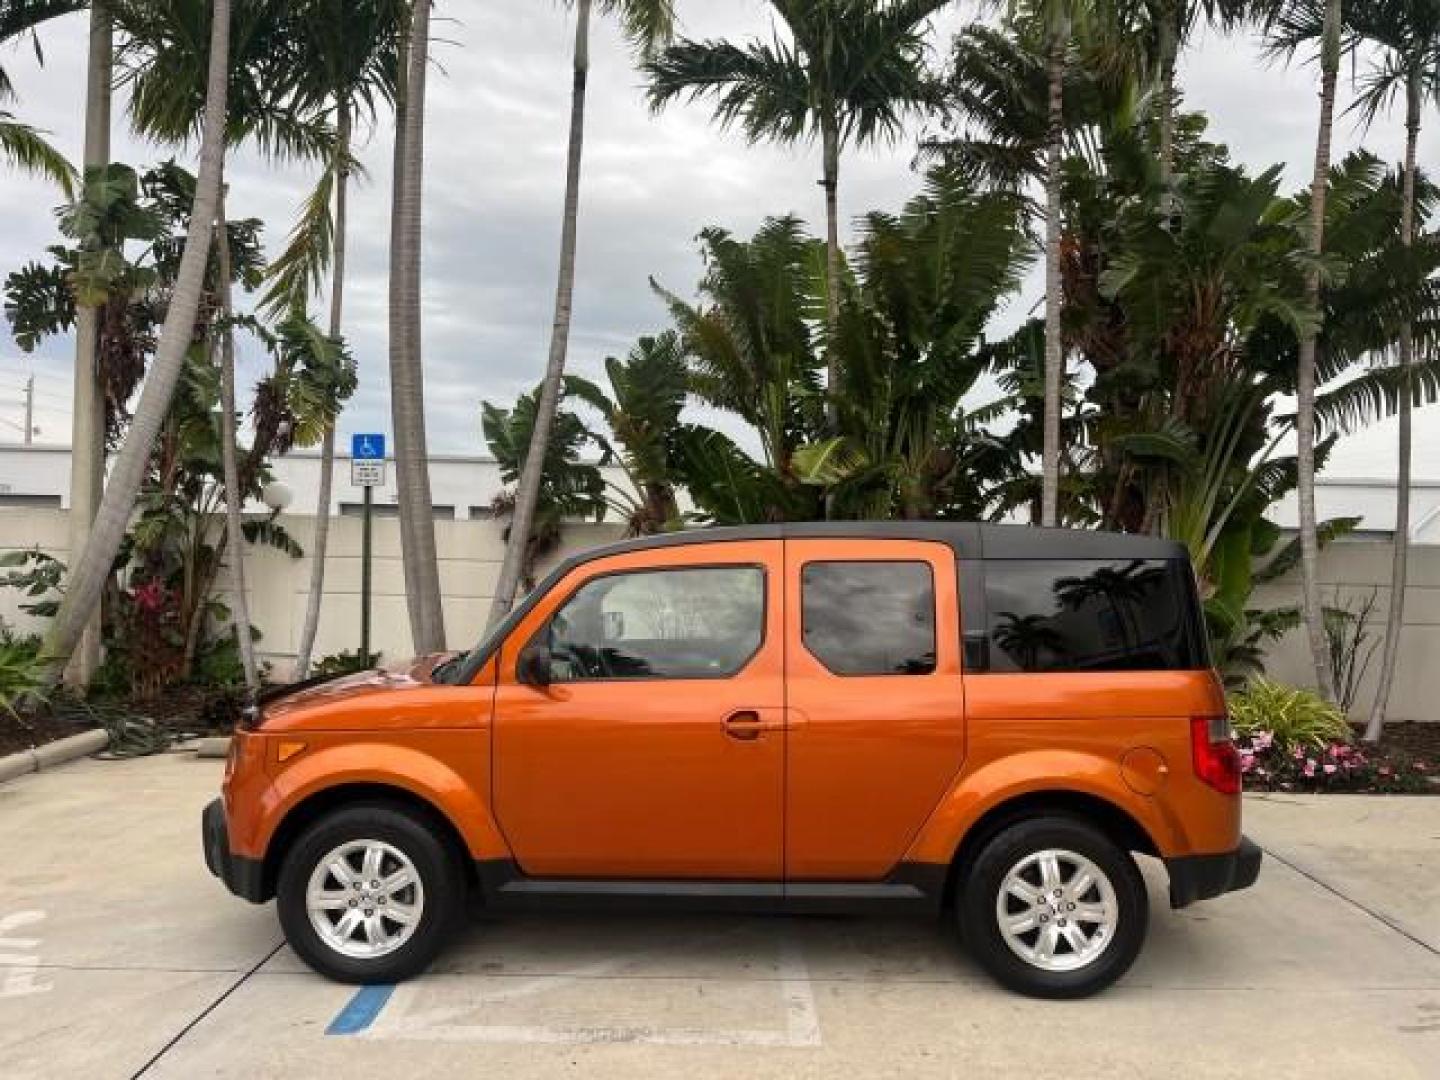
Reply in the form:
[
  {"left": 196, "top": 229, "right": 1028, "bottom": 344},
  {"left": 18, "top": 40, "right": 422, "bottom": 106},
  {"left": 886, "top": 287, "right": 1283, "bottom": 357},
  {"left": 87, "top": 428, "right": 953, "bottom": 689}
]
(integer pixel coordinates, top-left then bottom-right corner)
[
  {"left": 1415, "top": 761, "right": 1428, "bottom": 772},
  {"left": 1379, "top": 765, "right": 1392, "bottom": 777},
  {"left": 1293, "top": 746, "right": 1305, "bottom": 760},
  {"left": 1303, "top": 759, "right": 1317, "bottom": 778},
  {"left": 1240, "top": 751, "right": 1256, "bottom": 774},
  {"left": 1323, "top": 763, "right": 1337, "bottom": 775},
  {"left": 132, "top": 579, "right": 168, "bottom": 613},
  {"left": 1253, "top": 731, "right": 1275, "bottom": 752}
]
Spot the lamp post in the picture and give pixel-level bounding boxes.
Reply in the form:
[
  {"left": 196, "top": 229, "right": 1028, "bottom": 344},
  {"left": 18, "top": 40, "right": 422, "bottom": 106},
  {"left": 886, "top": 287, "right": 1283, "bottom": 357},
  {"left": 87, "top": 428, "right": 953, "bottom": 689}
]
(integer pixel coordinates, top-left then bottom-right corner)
[{"left": 261, "top": 481, "right": 293, "bottom": 515}]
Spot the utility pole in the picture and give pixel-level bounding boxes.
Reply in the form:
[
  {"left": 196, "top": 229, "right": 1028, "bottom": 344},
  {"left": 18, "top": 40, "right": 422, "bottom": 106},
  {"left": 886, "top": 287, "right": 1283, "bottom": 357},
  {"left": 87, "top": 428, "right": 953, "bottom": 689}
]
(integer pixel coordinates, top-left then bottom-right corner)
[
  {"left": 23, "top": 376, "right": 34, "bottom": 445},
  {"left": 64, "top": 2, "right": 113, "bottom": 690}
]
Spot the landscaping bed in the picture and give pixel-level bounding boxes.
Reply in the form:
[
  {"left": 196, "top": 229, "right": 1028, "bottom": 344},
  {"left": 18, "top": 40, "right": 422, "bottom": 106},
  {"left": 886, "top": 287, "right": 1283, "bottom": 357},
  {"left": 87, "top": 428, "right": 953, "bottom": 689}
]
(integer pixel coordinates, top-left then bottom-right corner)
[
  {"left": 0, "top": 707, "right": 98, "bottom": 758},
  {"left": 1, "top": 684, "right": 243, "bottom": 761},
  {"left": 1356, "top": 721, "right": 1440, "bottom": 762},
  {"left": 1238, "top": 725, "right": 1434, "bottom": 795}
]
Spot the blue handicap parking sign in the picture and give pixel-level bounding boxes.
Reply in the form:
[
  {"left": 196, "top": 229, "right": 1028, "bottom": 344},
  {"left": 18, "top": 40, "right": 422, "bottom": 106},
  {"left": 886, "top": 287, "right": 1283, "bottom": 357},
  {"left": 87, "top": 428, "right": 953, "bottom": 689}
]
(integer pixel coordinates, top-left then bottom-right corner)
[{"left": 352, "top": 433, "right": 386, "bottom": 460}]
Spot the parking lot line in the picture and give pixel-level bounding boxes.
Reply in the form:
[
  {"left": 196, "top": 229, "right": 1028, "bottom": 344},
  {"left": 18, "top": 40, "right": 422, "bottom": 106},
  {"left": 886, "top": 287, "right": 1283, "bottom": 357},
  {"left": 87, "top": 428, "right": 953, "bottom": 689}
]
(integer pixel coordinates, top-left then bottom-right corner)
[{"left": 326, "top": 985, "right": 397, "bottom": 1035}]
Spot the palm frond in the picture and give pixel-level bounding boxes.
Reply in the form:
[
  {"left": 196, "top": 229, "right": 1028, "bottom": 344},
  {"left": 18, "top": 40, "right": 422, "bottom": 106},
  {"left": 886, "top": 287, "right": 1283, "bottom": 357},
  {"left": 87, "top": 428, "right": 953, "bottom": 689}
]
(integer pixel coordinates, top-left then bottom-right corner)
[
  {"left": 259, "top": 158, "right": 335, "bottom": 315},
  {"left": 0, "top": 112, "right": 76, "bottom": 195}
]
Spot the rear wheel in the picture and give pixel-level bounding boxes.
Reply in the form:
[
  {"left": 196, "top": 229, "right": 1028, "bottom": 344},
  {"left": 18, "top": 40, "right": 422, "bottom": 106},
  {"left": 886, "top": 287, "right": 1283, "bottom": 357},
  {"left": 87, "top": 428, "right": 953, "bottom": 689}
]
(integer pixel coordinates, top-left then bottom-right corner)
[
  {"left": 277, "top": 803, "right": 463, "bottom": 983},
  {"left": 959, "top": 816, "right": 1148, "bottom": 998}
]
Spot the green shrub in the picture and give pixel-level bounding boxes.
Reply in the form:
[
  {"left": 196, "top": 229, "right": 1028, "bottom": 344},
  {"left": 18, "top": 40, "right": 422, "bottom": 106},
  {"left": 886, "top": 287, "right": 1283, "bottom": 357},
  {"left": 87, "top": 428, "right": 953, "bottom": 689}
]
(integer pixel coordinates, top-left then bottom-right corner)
[
  {"left": 0, "top": 639, "right": 49, "bottom": 719},
  {"left": 193, "top": 628, "right": 270, "bottom": 690},
  {"left": 1228, "top": 677, "right": 1350, "bottom": 753},
  {"left": 311, "top": 649, "right": 381, "bottom": 679}
]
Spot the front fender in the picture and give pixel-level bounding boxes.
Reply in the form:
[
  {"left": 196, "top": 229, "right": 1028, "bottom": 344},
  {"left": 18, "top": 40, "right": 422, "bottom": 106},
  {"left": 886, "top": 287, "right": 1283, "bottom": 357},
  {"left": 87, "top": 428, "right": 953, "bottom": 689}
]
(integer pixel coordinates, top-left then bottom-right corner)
[
  {"left": 902, "top": 749, "right": 1184, "bottom": 866},
  {"left": 238, "top": 736, "right": 509, "bottom": 862}
]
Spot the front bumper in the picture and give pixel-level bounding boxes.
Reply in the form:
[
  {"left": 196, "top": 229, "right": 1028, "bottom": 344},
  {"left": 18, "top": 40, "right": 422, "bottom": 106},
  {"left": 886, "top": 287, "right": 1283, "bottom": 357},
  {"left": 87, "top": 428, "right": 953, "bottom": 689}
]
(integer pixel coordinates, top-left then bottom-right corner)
[
  {"left": 203, "top": 798, "right": 269, "bottom": 903},
  {"left": 1165, "top": 835, "right": 1262, "bottom": 908}
]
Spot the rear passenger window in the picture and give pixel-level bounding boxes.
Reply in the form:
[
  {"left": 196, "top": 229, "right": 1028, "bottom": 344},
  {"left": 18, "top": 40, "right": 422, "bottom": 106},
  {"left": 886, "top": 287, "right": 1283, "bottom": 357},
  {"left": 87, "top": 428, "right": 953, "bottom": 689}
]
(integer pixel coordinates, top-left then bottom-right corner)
[
  {"left": 547, "top": 566, "right": 764, "bottom": 681},
  {"left": 802, "top": 562, "right": 936, "bottom": 676},
  {"left": 983, "top": 559, "right": 1203, "bottom": 672}
]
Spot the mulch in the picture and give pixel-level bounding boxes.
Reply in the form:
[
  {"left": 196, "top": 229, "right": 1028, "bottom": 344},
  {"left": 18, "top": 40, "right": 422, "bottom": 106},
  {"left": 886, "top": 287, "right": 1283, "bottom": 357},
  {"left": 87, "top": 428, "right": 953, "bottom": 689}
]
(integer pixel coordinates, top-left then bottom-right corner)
[
  {"left": 1355, "top": 721, "right": 1440, "bottom": 763},
  {"left": 0, "top": 708, "right": 97, "bottom": 758},
  {"left": 1, "top": 685, "right": 243, "bottom": 760}
]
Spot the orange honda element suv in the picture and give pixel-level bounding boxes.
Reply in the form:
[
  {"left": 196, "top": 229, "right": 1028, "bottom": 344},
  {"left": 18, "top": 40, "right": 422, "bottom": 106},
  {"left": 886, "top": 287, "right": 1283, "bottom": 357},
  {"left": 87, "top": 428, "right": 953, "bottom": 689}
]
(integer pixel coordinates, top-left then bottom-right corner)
[{"left": 204, "top": 523, "right": 1260, "bottom": 998}]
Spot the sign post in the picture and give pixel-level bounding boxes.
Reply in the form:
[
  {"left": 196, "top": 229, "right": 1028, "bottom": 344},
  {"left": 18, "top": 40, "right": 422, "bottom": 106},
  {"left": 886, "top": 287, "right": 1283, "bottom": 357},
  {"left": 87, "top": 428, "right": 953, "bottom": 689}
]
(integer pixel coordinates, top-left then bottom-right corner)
[{"left": 351, "top": 434, "right": 387, "bottom": 661}]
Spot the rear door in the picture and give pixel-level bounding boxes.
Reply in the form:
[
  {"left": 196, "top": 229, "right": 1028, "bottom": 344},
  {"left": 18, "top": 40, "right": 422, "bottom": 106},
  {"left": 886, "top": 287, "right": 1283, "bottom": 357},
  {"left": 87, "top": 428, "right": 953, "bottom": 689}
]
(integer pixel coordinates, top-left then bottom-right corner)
[
  {"left": 492, "top": 540, "right": 785, "bottom": 879},
  {"left": 783, "top": 538, "right": 966, "bottom": 880}
]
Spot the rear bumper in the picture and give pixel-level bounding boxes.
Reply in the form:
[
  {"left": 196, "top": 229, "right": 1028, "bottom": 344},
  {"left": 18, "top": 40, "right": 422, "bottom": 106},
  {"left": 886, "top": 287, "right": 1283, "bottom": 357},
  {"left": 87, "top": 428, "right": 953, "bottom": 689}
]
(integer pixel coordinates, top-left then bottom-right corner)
[
  {"left": 203, "top": 797, "right": 269, "bottom": 903},
  {"left": 1165, "top": 835, "right": 1262, "bottom": 908}
]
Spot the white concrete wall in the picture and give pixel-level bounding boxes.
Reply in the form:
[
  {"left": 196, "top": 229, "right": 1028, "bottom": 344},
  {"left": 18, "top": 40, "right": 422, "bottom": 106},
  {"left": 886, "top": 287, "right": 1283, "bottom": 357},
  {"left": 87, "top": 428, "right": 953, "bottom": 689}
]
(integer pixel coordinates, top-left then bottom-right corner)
[
  {"left": 0, "top": 507, "right": 625, "bottom": 677},
  {"left": 1254, "top": 540, "right": 1439, "bottom": 724}
]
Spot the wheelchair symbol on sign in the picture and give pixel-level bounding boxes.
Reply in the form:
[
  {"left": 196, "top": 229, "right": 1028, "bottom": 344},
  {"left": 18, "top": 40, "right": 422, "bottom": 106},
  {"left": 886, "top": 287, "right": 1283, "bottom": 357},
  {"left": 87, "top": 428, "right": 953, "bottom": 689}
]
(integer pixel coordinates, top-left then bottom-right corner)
[{"left": 352, "top": 433, "right": 386, "bottom": 460}]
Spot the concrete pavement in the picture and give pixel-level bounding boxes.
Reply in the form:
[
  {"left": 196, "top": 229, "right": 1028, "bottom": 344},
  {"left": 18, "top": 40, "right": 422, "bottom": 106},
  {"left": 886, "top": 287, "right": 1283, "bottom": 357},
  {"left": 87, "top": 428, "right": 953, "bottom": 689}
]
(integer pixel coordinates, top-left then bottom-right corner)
[{"left": 1, "top": 754, "right": 1437, "bottom": 1079}]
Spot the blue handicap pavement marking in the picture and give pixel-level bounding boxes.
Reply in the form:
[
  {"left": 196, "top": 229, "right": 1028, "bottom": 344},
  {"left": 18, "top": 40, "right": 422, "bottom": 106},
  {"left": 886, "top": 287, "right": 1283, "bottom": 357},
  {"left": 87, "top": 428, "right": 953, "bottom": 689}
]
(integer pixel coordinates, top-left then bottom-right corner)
[
  {"left": 327, "top": 984, "right": 396, "bottom": 1035},
  {"left": 352, "top": 433, "right": 386, "bottom": 460}
]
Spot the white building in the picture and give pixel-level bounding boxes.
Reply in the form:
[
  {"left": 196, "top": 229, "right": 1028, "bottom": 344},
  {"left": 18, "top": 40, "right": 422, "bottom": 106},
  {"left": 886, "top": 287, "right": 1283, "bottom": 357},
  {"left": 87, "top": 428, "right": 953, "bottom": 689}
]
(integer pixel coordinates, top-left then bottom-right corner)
[{"left": 0, "top": 442, "right": 627, "bottom": 520}]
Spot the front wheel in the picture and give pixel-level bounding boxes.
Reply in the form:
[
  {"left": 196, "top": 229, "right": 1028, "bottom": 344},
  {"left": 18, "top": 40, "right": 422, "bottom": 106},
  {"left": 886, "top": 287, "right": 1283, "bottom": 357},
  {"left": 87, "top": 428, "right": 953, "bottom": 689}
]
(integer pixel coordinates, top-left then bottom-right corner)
[
  {"left": 959, "top": 816, "right": 1148, "bottom": 999},
  {"left": 277, "top": 803, "right": 463, "bottom": 983}
]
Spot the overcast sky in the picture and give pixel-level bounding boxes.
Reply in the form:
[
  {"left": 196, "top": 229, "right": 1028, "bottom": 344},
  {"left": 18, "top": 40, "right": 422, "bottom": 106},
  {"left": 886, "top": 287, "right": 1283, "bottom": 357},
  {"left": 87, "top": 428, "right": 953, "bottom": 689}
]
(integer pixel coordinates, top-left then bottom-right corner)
[{"left": 1, "top": 1, "right": 1435, "bottom": 477}]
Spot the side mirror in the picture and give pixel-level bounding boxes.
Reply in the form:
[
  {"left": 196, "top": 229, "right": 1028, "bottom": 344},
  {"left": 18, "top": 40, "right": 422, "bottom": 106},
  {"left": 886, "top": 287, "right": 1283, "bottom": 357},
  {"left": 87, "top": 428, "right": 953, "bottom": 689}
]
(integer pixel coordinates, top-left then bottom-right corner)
[{"left": 517, "top": 643, "right": 553, "bottom": 688}]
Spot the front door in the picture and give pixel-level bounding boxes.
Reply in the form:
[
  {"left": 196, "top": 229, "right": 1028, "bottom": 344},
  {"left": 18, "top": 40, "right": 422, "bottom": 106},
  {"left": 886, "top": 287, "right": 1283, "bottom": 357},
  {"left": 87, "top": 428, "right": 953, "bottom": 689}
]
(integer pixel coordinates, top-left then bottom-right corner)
[
  {"left": 492, "top": 541, "right": 785, "bottom": 879},
  {"left": 783, "top": 538, "right": 967, "bottom": 880}
]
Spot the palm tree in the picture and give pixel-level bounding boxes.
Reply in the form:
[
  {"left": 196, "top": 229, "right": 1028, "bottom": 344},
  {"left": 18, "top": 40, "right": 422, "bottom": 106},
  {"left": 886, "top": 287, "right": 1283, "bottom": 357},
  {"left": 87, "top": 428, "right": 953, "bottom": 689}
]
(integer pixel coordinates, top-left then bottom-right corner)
[
  {"left": 265, "top": 0, "right": 403, "bottom": 677},
  {"left": 0, "top": 0, "right": 81, "bottom": 193},
  {"left": 113, "top": 0, "right": 335, "bottom": 690},
  {"left": 644, "top": 0, "right": 949, "bottom": 424},
  {"left": 39, "top": 0, "right": 231, "bottom": 687},
  {"left": 1112, "top": 1, "right": 1267, "bottom": 187},
  {"left": 796, "top": 168, "right": 1034, "bottom": 520},
  {"left": 999, "top": 0, "right": 1103, "bottom": 526},
  {"left": 389, "top": 0, "right": 447, "bottom": 653},
  {"left": 486, "top": 0, "right": 674, "bottom": 630},
  {"left": 206, "top": 186, "right": 256, "bottom": 690},
  {"left": 66, "top": 0, "right": 114, "bottom": 690},
  {"left": 1266, "top": 0, "right": 1344, "bottom": 701},
  {"left": 1345, "top": 0, "right": 1440, "bottom": 739},
  {"left": 483, "top": 387, "right": 609, "bottom": 591},
  {"left": 563, "top": 332, "right": 687, "bottom": 535}
]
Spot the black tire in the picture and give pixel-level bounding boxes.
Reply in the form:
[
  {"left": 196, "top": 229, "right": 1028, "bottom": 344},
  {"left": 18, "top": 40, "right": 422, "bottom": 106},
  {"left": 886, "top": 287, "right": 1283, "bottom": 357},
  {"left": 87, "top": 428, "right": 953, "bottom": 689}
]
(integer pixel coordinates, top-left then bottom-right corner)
[
  {"left": 277, "top": 802, "right": 464, "bottom": 984},
  {"left": 959, "top": 815, "right": 1148, "bottom": 999}
]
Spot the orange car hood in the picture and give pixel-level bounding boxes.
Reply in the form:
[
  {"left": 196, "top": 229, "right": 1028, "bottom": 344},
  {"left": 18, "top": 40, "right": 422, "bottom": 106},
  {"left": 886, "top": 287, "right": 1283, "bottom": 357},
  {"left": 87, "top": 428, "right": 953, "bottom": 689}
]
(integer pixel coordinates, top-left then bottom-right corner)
[{"left": 259, "top": 653, "right": 467, "bottom": 731}]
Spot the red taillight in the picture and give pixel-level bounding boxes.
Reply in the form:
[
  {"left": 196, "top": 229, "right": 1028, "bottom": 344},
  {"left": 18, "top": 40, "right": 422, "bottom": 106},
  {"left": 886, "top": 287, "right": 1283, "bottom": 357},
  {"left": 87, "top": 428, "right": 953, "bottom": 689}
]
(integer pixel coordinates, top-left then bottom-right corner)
[{"left": 1191, "top": 714, "right": 1240, "bottom": 795}]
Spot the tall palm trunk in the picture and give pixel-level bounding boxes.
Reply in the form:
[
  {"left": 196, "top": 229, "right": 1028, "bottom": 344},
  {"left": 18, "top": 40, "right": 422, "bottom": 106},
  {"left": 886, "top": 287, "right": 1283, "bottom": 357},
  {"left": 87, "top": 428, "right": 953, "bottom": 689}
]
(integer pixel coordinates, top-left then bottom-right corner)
[
  {"left": 821, "top": 104, "right": 841, "bottom": 427},
  {"left": 40, "top": 0, "right": 231, "bottom": 687},
  {"left": 389, "top": 0, "right": 446, "bottom": 652},
  {"left": 63, "top": 0, "right": 112, "bottom": 690},
  {"left": 487, "top": 0, "right": 592, "bottom": 628},
  {"left": 216, "top": 184, "right": 259, "bottom": 692},
  {"left": 294, "top": 99, "right": 351, "bottom": 678},
  {"left": 1364, "top": 73, "right": 1420, "bottom": 741},
  {"left": 1040, "top": 35, "right": 1066, "bottom": 528},
  {"left": 1295, "top": 0, "right": 1342, "bottom": 702},
  {"left": 1156, "top": 3, "right": 1177, "bottom": 190}
]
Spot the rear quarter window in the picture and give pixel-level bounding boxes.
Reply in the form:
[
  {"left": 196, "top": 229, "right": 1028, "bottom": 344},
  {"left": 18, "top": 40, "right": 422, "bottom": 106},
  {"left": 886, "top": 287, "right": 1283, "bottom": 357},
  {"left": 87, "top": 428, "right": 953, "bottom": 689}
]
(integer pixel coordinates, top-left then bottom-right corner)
[{"left": 981, "top": 558, "right": 1206, "bottom": 672}]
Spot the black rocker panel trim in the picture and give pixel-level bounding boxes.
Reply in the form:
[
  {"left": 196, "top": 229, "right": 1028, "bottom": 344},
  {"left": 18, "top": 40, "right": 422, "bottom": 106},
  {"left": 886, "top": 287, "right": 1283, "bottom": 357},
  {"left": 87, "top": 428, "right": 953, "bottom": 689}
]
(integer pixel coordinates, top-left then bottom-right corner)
[{"left": 473, "top": 859, "right": 949, "bottom": 916}]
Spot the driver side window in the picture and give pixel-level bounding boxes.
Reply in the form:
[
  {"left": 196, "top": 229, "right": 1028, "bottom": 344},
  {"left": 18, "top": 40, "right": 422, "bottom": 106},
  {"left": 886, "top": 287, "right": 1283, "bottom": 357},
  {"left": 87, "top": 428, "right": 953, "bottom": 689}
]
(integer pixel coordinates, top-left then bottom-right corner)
[{"left": 546, "top": 565, "right": 765, "bottom": 682}]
